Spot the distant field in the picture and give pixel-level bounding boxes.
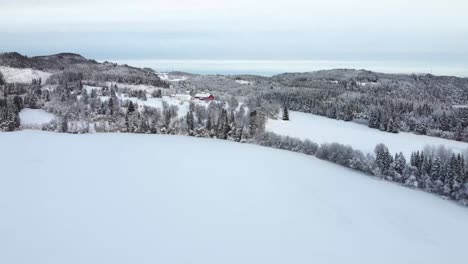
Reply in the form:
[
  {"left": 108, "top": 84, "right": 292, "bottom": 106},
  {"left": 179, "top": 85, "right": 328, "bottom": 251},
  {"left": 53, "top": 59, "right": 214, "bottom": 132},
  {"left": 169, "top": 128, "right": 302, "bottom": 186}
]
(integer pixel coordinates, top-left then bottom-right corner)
[{"left": 266, "top": 111, "right": 468, "bottom": 157}]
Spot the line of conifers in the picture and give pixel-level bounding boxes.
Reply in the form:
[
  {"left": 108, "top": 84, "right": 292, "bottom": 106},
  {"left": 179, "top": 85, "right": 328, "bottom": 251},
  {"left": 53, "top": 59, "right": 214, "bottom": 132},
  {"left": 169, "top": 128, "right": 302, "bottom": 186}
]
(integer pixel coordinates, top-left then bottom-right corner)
[{"left": 254, "top": 132, "right": 468, "bottom": 205}]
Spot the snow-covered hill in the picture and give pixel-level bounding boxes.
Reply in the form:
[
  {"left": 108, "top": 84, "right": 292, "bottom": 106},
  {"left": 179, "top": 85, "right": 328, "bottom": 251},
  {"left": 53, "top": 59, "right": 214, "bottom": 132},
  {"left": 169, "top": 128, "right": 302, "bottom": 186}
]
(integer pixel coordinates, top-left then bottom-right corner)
[
  {"left": 266, "top": 111, "right": 468, "bottom": 157},
  {"left": 1, "top": 131, "right": 467, "bottom": 264},
  {"left": 0, "top": 66, "right": 52, "bottom": 84}
]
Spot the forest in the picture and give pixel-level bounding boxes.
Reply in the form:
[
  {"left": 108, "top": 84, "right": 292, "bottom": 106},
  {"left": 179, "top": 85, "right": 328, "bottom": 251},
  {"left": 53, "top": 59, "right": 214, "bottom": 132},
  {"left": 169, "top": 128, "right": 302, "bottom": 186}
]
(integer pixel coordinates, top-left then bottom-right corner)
[{"left": 263, "top": 71, "right": 468, "bottom": 142}]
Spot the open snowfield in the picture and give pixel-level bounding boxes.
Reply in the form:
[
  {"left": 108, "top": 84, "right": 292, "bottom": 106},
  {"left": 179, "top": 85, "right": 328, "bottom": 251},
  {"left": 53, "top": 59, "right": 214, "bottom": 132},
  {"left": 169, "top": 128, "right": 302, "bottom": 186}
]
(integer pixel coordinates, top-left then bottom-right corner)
[
  {"left": 1, "top": 131, "right": 468, "bottom": 264},
  {"left": 235, "top": 79, "right": 252, "bottom": 85},
  {"left": 158, "top": 72, "right": 189, "bottom": 82},
  {"left": 0, "top": 66, "right": 52, "bottom": 84},
  {"left": 267, "top": 111, "right": 468, "bottom": 157},
  {"left": 19, "top": 108, "right": 56, "bottom": 128}
]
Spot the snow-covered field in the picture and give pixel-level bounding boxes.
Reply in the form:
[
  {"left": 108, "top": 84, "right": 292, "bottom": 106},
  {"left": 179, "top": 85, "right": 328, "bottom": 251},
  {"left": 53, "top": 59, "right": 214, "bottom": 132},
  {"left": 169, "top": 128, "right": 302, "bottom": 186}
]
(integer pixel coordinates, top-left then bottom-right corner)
[
  {"left": 0, "top": 66, "right": 52, "bottom": 84},
  {"left": 1, "top": 131, "right": 468, "bottom": 264},
  {"left": 235, "top": 79, "right": 252, "bottom": 85},
  {"left": 19, "top": 108, "right": 56, "bottom": 128},
  {"left": 267, "top": 111, "right": 468, "bottom": 157},
  {"left": 158, "top": 72, "right": 188, "bottom": 82}
]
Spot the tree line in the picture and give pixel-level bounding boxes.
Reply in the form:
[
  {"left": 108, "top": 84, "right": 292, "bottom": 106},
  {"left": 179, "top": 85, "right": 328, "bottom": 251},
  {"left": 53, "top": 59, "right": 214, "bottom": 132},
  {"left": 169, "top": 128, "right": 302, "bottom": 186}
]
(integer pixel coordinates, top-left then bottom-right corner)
[{"left": 255, "top": 132, "right": 468, "bottom": 205}]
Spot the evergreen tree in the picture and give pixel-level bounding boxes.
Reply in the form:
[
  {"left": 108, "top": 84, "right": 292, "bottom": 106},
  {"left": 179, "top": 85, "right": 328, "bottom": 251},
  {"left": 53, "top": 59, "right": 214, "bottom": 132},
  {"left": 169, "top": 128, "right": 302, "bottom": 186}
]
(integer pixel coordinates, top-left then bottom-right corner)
[
  {"left": 61, "top": 116, "right": 69, "bottom": 133},
  {"left": 248, "top": 110, "right": 258, "bottom": 138},
  {"left": 125, "top": 114, "right": 130, "bottom": 132},
  {"left": 0, "top": 71, "right": 4, "bottom": 86},
  {"left": 430, "top": 157, "right": 442, "bottom": 182},
  {"left": 127, "top": 101, "right": 135, "bottom": 113},
  {"left": 393, "top": 152, "right": 406, "bottom": 175},
  {"left": 222, "top": 113, "right": 230, "bottom": 140},
  {"left": 108, "top": 97, "right": 115, "bottom": 116},
  {"left": 186, "top": 110, "right": 195, "bottom": 136},
  {"left": 206, "top": 114, "right": 212, "bottom": 131},
  {"left": 454, "top": 124, "right": 464, "bottom": 141},
  {"left": 374, "top": 144, "right": 393, "bottom": 176},
  {"left": 282, "top": 106, "right": 289, "bottom": 121}
]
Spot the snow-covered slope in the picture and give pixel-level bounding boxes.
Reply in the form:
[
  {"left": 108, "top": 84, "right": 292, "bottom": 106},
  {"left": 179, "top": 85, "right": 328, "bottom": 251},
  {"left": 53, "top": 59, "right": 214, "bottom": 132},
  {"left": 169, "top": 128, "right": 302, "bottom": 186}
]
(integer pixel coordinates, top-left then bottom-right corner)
[
  {"left": 158, "top": 72, "right": 188, "bottom": 82},
  {"left": 266, "top": 111, "right": 468, "bottom": 157},
  {"left": 19, "top": 108, "right": 56, "bottom": 128},
  {"left": 0, "top": 66, "right": 52, "bottom": 84},
  {"left": 1, "top": 131, "right": 467, "bottom": 264}
]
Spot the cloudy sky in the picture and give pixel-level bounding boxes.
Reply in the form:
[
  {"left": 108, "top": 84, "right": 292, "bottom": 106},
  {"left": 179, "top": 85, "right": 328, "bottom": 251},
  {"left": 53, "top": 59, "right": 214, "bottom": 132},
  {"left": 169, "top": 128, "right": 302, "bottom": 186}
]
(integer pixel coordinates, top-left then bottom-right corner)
[{"left": 0, "top": 0, "right": 467, "bottom": 62}]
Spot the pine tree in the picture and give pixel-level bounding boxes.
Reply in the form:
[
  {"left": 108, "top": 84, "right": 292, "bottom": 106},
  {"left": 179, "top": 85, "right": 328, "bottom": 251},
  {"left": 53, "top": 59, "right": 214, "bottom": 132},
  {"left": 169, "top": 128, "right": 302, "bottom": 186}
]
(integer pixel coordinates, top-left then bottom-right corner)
[
  {"left": 393, "top": 152, "right": 406, "bottom": 175},
  {"left": 61, "top": 116, "right": 68, "bottom": 133},
  {"left": 206, "top": 114, "right": 212, "bottom": 131},
  {"left": 150, "top": 119, "right": 158, "bottom": 134},
  {"left": 248, "top": 110, "right": 258, "bottom": 138},
  {"left": 127, "top": 101, "right": 135, "bottom": 113},
  {"left": 430, "top": 157, "right": 442, "bottom": 182},
  {"left": 0, "top": 71, "right": 5, "bottom": 86},
  {"left": 374, "top": 144, "right": 393, "bottom": 176},
  {"left": 444, "top": 154, "right": 458, "bottom": 195},
  {"left": 454, "top": 124, "right": 464, "bottom": 141},
  {"left": 125, "top": 114, "right": 130, "bottom": 132},
  {"left": 282, "top": 106, "right": 289, "bottom": 121},
  {"left": 343, "top": 105, "right": 353, "bottom": 121},
  {"left": 186, "top": 110, "right": 194, "bottom": 136},
  {"left": 222, "top": 113, "right": 230, "bottom": 140},
  {"left": 108, "top": 97, "right": 115, "bottom": 116}
]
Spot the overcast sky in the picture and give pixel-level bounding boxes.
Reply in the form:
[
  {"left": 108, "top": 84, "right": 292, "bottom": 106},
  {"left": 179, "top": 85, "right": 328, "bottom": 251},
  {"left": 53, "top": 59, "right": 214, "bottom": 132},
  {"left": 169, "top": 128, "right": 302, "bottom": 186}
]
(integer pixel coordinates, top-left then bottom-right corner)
[{"left": 0, "top": 0, "right": 467, "bottom": 62}]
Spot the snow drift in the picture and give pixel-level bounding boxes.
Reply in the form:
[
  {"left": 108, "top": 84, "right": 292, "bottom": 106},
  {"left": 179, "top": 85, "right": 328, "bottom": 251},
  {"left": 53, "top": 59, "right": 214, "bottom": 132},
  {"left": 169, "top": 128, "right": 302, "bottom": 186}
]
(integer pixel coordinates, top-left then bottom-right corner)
[{"left": 0, "top": 131, "right": 467, "bottom": 264}]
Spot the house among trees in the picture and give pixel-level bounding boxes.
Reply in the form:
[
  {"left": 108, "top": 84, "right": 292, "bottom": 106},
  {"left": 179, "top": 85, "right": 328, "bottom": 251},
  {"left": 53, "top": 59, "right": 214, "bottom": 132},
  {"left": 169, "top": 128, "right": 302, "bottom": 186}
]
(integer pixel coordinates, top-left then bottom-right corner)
[{"left": 194, "top": 93, "right": 214, "bottom": 101}]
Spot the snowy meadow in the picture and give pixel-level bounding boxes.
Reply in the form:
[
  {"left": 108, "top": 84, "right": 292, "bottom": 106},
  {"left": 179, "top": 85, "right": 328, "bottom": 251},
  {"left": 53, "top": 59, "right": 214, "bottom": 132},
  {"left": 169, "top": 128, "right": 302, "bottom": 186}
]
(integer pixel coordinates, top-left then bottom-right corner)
[
  {"left": 1, "top": 131, "right": 468, "bottom": 264},
  {"left": 266, "top": 111, "right": 468, "bottom": 157}
]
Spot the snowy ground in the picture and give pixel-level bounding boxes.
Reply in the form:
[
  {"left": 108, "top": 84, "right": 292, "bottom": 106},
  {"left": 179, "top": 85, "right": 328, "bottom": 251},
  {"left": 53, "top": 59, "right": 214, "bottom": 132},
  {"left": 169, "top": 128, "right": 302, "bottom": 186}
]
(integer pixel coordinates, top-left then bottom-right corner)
[
  {"left": 235, "top": 79, "right": 252, "bottom": 85},
  {"left": 1, "top": 131, "right": 468, "bottom": 264},
  {"left": 19, "top": 108, "right": 56, "bottom": 128},
  {"left": 0, "top": 66, "right": 52, "bottom": 84},
  {"left": 158, "top": 72, "right": 188, "bottom": 82},
  {"left": 266, "top": 111, "right": 468, "bottom": 157}
]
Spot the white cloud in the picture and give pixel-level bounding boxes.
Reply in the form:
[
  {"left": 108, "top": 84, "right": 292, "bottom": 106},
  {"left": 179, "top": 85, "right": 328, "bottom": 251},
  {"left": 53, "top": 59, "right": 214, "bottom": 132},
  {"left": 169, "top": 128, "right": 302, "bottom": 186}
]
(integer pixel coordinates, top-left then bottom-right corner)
[
  {"left": 0, "top": 0, "right": 467, "bottom": 60},
  {"left": 1, "top": 0, "right": 467, "bottom": 32}
]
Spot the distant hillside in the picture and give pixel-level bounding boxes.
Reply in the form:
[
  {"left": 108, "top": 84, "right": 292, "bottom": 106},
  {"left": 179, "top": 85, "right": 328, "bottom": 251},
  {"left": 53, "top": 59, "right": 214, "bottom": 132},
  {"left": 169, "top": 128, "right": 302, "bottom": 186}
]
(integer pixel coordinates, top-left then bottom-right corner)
[
  {"left": 0, "top": 52, "right": 168, "bottom": 87},
  {"left": 0, "top": 52, "right": 96, "bottom": 70},
  {"left": 272, "top": 68, "right": 468, "bottom": 88}
]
